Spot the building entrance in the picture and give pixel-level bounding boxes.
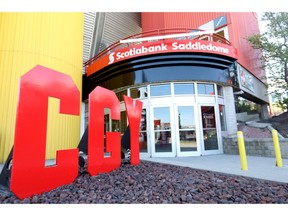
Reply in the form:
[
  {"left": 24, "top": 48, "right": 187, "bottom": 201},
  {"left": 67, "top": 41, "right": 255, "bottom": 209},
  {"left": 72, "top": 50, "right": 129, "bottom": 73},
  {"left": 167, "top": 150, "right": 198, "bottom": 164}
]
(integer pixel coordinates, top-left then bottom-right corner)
[
  {"left": 99, "top": 82, "right": 224, "bottom": 158},
  {"left": 148, "top": 97, "right": 221, "bottom": 157}
]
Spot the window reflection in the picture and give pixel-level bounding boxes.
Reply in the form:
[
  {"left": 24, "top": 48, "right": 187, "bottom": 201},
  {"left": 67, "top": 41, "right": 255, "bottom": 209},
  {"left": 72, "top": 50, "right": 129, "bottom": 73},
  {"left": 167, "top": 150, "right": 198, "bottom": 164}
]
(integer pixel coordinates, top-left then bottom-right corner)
[
  {"left": 197, "top": 83, "right": 215, "bottom": 95},
  {"left": 217, "top": 85, "right": 223, "bottom": 97},
  {"left": 178, "top": 106, "right": 195, "bottom": 129},
  {"left": 154, "top": 107, "right": 172, "bottom": 153},
  {"left": 178, "top": 106, "right": 197, "bottom": 152},
  {"left": 219, "top": 105, "right": 226, "bottom": 131},
  {"left": 201, "top": 106, "right": 218, "bottom": 151},
  {"left": 115, "top": 90, "right": 127, "bottom": 102},
  {"left": 174, "top": 83, "right": 195, "bottom": 95},
  {"left": 139, "top": 109, "right": 147, "bottom": 153},
  {"left": 130, "top": 86, "right": 147, "bottom": 99},
  {"left": 150, "top": 84, "right": 171, "bottom": 97}
]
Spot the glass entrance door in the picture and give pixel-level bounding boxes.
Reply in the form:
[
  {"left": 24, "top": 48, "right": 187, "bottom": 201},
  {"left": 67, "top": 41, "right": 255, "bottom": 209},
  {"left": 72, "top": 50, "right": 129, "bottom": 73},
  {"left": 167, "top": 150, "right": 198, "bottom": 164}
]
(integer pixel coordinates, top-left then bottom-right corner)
[
  {"left": 175, "top": 105, "right": 200, "bottom": 156},
  {"left": 199, "top": 105, "right": 221, "bottom": 155},
  {"left": 151, "top": 106, "right": 175, "bottom": 157}
]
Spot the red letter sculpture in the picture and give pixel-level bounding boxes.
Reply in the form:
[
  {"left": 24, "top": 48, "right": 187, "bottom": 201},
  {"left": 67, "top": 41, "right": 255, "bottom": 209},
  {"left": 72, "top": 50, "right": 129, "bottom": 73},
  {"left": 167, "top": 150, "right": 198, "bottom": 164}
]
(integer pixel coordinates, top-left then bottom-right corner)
[
  {"left": 10, "top": 65, "right": 80, "bottom": 200},
  {"left": 88, "top": 86, "right": 121, "bottom": 175},
  {"left": 124, "top": 96, "right": 143, "bottom": 165}
]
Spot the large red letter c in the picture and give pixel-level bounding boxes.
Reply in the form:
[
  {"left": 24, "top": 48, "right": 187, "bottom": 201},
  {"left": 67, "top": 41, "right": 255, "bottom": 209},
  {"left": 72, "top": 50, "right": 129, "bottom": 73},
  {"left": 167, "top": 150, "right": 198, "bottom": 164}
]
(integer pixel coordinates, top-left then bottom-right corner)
[{"left": 10, "top": 65, "right": 80, "bottom": 200}]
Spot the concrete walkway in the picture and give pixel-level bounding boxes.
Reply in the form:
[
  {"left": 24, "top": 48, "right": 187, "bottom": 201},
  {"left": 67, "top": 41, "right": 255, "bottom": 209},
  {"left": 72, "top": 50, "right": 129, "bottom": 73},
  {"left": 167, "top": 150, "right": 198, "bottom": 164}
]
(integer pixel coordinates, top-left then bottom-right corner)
[
  {"left": 142, "top": 154, "right": 288, "bottom": 183},
  {"left": 1, "top": 154, "right": 288, "bottom": 184}
]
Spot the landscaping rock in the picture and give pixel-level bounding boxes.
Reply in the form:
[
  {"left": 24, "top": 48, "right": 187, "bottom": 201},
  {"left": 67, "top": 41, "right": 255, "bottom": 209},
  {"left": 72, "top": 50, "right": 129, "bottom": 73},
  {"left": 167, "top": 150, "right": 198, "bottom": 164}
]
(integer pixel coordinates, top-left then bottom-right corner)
[{"left": 0, "top": 161, "right": 288, "bottom": 204}]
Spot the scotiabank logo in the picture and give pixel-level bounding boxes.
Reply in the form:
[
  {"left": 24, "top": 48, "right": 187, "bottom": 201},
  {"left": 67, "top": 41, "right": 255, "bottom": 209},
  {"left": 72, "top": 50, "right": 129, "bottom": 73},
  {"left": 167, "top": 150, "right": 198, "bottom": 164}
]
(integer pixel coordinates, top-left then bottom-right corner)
[
  {"left": 108, "top": 52, "right": 115, "bottom": 64},
  {"left": 7, "top": 65, "right": 142, "bottom": 200}
]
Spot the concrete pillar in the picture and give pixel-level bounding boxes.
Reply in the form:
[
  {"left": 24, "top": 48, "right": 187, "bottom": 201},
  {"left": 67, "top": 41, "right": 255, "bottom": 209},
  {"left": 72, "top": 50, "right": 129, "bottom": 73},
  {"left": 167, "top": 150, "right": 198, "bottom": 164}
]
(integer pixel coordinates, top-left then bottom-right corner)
[
  {"left": 224, "top": 86, "right": 238, "bottom": 136},
  {"left": 260, "top": 104, "right": 270, "bottom": 120}
]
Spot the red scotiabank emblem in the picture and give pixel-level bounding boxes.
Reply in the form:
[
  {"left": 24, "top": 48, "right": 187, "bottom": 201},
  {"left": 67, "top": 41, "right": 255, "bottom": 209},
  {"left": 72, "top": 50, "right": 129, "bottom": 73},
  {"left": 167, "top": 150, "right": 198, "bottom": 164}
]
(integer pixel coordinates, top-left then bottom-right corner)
[{"left": 10, "top": 65, "right": 142, "bottom": 200}]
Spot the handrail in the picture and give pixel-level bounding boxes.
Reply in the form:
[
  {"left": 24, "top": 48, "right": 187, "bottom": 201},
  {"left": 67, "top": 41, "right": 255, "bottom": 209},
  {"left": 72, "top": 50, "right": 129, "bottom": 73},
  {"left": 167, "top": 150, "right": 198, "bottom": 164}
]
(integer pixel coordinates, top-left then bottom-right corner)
[{"left": 84, "top": 28, "right": 232, "bottom": 68}]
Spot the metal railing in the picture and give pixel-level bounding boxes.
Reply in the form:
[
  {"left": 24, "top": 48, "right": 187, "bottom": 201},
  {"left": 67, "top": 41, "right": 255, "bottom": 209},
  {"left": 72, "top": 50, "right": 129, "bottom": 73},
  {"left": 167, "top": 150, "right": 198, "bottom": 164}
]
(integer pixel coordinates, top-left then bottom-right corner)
[{"left": 84, "top": 28, "right": 232, "bottom": 70}]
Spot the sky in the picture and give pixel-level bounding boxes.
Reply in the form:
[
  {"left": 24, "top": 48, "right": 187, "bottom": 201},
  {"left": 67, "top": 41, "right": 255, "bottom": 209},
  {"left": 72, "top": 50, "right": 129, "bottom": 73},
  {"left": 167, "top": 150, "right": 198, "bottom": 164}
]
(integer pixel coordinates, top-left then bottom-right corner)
[{"left": 0, "top": 0, "right": 287, "bottom": 12}]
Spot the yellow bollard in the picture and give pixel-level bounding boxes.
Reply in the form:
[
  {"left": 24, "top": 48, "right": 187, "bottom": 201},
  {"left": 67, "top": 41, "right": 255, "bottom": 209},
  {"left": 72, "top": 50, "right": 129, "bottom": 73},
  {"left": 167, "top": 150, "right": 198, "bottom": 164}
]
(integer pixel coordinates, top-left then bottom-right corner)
[
  {"left": 237, "top": 131, "right": 248, "bottom": 170},
  {"left": 272, "top": 129, "right": 283, "bottom": 167}
]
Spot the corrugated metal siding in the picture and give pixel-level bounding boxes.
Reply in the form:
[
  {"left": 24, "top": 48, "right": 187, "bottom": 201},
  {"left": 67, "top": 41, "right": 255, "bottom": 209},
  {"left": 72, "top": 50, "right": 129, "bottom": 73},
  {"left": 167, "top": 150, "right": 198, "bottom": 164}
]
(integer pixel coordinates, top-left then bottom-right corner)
[
  {"left": 141, "top": 12, "right": 228, "bottom": 31},
  {"left": 164, "top": 12, "right": 228, "bottom": 29},
  {"left": 102, "top": 12, "right": 141, "bottom": 46},
  {"left": 229, "top": 12, "right": 265, "bottom": 81},
  {"left": 0, "top": 13, "right": 83, "bottom": 162},
  {"left": 141, "top": 12, "right": 165, "bottom": 31},
  {"left": 90, "top": 12, "right": 107, "bottom": 55},
  {"left": 83, "top": 12, "right": 96, "bottom": 67}
]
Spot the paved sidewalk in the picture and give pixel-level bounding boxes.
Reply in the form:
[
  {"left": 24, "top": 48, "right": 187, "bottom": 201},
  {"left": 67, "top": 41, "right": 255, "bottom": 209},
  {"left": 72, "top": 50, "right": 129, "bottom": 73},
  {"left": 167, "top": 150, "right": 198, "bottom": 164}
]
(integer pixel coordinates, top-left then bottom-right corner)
[
  {"left": 142, "top": 154, "right": 288, "bottom": 183},
  {"left": 1, "top": 154, "right": 287, "bottom": 184}
]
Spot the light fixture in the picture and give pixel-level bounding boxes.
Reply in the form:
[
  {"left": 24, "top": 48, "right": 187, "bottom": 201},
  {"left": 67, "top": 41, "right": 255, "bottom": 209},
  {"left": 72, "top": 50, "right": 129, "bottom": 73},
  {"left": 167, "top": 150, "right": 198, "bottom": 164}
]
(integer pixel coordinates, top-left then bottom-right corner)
[{"left": 120, "top": 30, "right": 216, "bottom": 44}]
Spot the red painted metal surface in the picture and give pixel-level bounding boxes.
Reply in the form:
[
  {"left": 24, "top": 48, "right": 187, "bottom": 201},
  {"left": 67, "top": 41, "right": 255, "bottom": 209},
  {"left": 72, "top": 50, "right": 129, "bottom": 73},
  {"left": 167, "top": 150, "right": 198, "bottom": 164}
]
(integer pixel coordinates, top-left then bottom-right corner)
[
  {"left": 141, "top": 12, "right": 229, "bottom": 31},
  {"left": 228, "top": 12, "right": 265, "bottom": 80},
  {"left": 10, "top": 65, "right": 80, "bottom": 200},
  {"left": 88, "top": 86, "right": 121, "bottom": 176},
  {"left": 123, "top": 96, "right": 143, "bottom": 165},
  {"left": 141, "top": 12, "right": 265, "bottom": 82}
]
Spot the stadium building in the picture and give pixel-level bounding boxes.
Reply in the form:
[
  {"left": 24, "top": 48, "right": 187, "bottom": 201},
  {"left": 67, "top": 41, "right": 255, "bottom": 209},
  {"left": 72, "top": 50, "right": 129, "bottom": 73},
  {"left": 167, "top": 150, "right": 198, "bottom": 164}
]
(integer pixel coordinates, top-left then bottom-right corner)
[{"left": 0, "top": 12, "right": 269, "bottom": 162}]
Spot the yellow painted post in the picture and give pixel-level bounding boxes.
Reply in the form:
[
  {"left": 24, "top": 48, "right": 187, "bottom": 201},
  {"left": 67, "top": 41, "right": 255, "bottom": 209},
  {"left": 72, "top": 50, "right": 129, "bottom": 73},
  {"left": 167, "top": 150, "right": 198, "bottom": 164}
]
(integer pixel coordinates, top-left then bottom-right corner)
[
  {"left": 237, "top": 131, "right": 248, "bottom": 170},
  {"left": 272, "top": 129, "right": 283, "bottom": 167}
]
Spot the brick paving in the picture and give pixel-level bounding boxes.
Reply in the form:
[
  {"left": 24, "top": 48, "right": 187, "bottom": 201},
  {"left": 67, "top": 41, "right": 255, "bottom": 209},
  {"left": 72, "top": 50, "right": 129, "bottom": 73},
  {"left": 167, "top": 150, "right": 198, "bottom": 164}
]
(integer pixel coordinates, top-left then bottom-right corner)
[{"left": 237, "top": 123, "right": 272, "bottom": 138}]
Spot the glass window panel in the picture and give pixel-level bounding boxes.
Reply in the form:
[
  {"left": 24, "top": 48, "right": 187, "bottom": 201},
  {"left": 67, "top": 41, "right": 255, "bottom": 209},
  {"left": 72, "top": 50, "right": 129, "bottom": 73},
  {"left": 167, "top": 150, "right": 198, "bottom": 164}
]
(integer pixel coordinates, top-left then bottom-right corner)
[
  {"left": 179, "top": 131, "right": 197, "bottom": 152},
  {"left": 115, "top": 90, "right": 127, "bottom": 102},
  {"left": 150, "top": 84, "right": 171, "bottom": 97},
  {"left": 84, "top": 101, "right": 89, "bottom": 128},
  {"left": 219, "top": 105, "right": 227, "bottom": 131},
  {"left": 197, "top": 83, "right": 206, "bottom": 94},
  {"left": 174, "top": 83, "right": 195, "bottom": 95},
  {"left": 203, "top": 129, "right": 218, "bottom": 150},
  {"left": 201, "top": 106, "right": 219, "bottom": 151},
  {"left": 154, "top": 107, "right": 172, "bottom": 153},
  {"left": 139, "top": 132, "right": 148, "bottom": 153},
  {"left": 178, "top": 106, "right": 197, "bottom": 152},
  {"left": 213, "top": 30, "right": 225, "bottom": 42},
  {"left": 178, "top": 106, "right": 195, "bottom": 129},
  {"left": 139, "top": 108, "right": 147, "bottom": 153},
  {"left": 206, "top": 84, "right": 215, "bottom": 95},
  {"left": 120, "top": 111, "right": 127, "bottom": 134},
  {"left": 197, "top": 83, "right": 215, "bottom": 95},
  {"left": 112, "top": 120, "right": 120, "bottom": 132},
  {"left": 104, "top": 114, "right": 109, "bottom": 135},
  {"left": 140, "top": 109, "right": 147, "bottom": 131},
  {"left": 154, "top": 107, "right": 171, "bottom": 130},
  {"left": 154, "top": 131, "right": 172, "bottom": 153},
  {"left": 217, "top": 85, "right": 224, "bottom": 96},
  {"left": 130, "top": 86, "right": 147, "bottom": 99}
]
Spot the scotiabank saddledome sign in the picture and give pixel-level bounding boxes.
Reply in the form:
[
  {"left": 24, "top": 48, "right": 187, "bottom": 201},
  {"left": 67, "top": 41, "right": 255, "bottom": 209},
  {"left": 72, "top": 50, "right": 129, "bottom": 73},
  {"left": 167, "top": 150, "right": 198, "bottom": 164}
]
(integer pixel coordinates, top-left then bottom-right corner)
[{"left": 86, "top": 39, "right": 238, "bottom": 76}]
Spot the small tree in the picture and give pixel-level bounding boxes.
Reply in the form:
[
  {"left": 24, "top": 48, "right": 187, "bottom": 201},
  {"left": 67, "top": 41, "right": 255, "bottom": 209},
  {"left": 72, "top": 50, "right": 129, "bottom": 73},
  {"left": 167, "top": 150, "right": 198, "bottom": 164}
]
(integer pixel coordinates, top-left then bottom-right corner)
[{"left": 248, "top": 12, "right": 288, "bottom": 110}]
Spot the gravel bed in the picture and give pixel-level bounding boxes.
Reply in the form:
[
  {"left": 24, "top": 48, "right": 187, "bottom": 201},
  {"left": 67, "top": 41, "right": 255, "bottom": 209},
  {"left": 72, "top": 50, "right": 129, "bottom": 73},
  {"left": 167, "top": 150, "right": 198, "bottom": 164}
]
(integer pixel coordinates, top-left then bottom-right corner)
[{"left": 1, "top": 161, "right": 288, "bottom": 204}]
